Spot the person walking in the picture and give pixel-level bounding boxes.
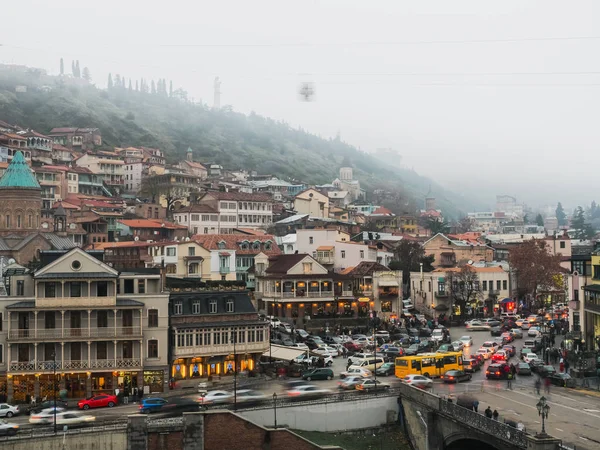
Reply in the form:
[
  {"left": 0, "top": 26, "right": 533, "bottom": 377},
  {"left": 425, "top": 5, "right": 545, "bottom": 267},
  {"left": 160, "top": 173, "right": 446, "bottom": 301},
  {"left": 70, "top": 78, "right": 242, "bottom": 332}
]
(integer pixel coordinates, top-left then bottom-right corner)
[
  {"left": 544, "top": 377, "right": 551, "bottom": 394},
  {"left": 492, "top": 409, "right": 499, "bottom": 421},
  {"left": 535, "top": 377, "right": 541, "bottom": 395},
  {"left": 485, "top": 406, "right": 493, "bottom": 419},
  {"left": 473, "top": 400, "right": 479, "bottom": 413}
]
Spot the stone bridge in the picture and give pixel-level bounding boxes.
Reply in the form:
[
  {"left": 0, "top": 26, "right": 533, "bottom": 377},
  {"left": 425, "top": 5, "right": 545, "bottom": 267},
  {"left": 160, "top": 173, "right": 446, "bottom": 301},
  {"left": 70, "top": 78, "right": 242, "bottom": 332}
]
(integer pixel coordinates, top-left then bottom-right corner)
[{"left": 397, "top": 383, "right": 563, "bottom": 450}]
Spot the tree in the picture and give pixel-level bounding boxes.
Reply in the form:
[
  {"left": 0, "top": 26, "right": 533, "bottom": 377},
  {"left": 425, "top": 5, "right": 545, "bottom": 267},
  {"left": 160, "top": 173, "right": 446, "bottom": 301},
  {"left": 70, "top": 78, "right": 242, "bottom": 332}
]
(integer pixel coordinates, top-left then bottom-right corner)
[
  {"left": 128, "top": 79, "right": 132, "bottom": 91},
  {"left": 60, "top": 58, "right": 64, "bottom": 75},
  {"left": 445, "top": 265, "right": 482, "bottom": 319},
  {"left": 75, "top": 60, "right": 81, "bottom": 78},
  {"left": 169, "top": 80, "right": 173, "bottom": 97},
  {"left": 115, "top": 74, "right": 121, "bottom": 87},
  {"left": 523, "top": 214, "right": 529, "bottom": 225},
  {"left": 71, "top": 60, "right": 76, "bottom": 76},
  {"left": 424, "top": 217, "right": 450, "bottom": 235},
  {"left": 107, "top": 73, "right": 113, "bottom": 89},
  {"left": 571, "top": 206, "right": 595, "bottom": 239},
  {"left": 556, "top": 202, "right": 567, "bottom": 227},
  {"left": 140, "top": 176, "right": 194, "bottom": 216},
  {"left": 151, "top": 80, "right": 156, "bottom": 94},
  {"left": 135, "top": 80, "right": 139, "bottom": 91},
  {"left": 454, "top": 216, "right": 473, "bottom": 234},
  {"left": 535, "top": 214, "right": 544, "bottom": 227},
  {"left": 390, "top": 240, "right": 435, "bottom": 297},
  {"left": 82, "top": 67, "right": 91, "bottom": 82},
  {"left": 509, "top": 239, "right": 563, "bottom": 308}
]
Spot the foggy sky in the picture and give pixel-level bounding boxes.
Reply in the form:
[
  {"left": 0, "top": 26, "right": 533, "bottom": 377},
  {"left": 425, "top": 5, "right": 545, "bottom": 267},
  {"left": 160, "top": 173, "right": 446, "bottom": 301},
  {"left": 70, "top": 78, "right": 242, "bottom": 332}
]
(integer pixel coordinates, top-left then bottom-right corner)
[{"left": 1, "top": 0, "right": 599, "bottom": 210}]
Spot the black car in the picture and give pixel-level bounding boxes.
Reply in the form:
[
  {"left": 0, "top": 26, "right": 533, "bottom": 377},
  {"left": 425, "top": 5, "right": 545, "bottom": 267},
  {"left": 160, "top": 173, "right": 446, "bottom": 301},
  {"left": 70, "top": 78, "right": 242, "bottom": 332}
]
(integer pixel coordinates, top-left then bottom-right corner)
[
  {"left": 547, "top": 373, "right": 576, "bottom": 388},
  {"left": 407, "top": 328, "right": 420, "bottom": 337},
  {"left": 490, "top": 326, "right": 503, "bottom": 337},
  {"left": 418, "top": 328, "right": 432, "bottom": 337},
  {"left": 282, "top": 338, "right": 294, "bottom": 346},
  {"left": 538, "top": 365, "right": 557, "bottom": 378},
  {"left": 529, "top": 359, "right": 545, "bottom": 373},
  {"left": 442, "top": 370, "right": 472, "bottom": 383},
  {"left": 485, "top": 363, "right": 510, "bottom": 380},
  {"left": 375, "top": 362, "right": 395, "bottom": 376},
  {"left": 384, "top": 349, "right": 403, "bottom": 362}
]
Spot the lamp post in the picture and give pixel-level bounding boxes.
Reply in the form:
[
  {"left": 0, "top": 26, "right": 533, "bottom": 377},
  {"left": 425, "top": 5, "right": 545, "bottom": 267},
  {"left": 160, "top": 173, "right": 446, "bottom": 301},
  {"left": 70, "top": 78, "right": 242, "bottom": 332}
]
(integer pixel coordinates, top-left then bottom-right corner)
[
  {"left": 52, "top": 350, "right": 57, "bottom": 435},
  {"left": 272, "top": 392, "right": 277, "bottom": 429},
  {"left": 233, "top": 327, "right": 237, "bottom": 411},
  {"left": 536, "top": 396, "right": 550, "bottom": 436}
]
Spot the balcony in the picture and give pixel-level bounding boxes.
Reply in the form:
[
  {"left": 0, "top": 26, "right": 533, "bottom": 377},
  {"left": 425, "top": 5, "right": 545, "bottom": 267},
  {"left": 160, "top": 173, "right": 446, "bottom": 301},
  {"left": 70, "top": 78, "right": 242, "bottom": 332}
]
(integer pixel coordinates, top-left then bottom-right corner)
[
  {"left": 219, "top": 267, "right": 230, "bottom": 274},
  {"left": 173, "top": 342, "right": 268, "bottom": 358},
  {"left": 9, "top": 358, "right": 142, "bottom": 373},
  {"left": 335, "top": 290, "right": 354, "bottom": 298},
  {"left": 435, "top": 291, "right": 449, "bottom": 298},
  {"left": 266, "top": 291, "right": 336, "bottom": 299},
  {"left": 7, "top": 326, "right": 142, "bottom": 341},
  {"left": 36, "top": 296, "right": 117, "bottom": 308},
  {"left": 315, "top": 255, "right": 334, "bottom": 265}
]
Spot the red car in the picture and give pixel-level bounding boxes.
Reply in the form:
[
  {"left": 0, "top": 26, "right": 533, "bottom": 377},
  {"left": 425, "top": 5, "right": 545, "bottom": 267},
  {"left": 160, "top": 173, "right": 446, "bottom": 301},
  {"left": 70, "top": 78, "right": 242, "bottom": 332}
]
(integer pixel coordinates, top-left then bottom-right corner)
[
  {"left": 78, "top": 394, "right": 118, "bottom": 410},
  {"left": 343, "top": 342, "right": 361, "bottom": 352}
]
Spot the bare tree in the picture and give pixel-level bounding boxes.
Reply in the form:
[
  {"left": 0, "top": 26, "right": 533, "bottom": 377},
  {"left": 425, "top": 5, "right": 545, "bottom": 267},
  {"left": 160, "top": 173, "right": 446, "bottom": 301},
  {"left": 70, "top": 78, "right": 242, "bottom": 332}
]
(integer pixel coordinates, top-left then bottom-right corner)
[
  {"left": 141, "top": 176, "right": 196, "bottom": 217},
  {"left": 445, "top": 265, "right": 482, "bottom": 319}
]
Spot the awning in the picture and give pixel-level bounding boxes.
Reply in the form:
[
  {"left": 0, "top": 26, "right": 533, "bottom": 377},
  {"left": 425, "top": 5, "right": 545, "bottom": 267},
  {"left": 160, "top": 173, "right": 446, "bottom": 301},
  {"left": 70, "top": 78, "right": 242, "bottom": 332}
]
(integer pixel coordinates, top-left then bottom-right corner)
[
  {"left": 378, "top": 280, "right": 399, "bottom": 287},
  {"left": 358, "top": 297, "right": 371, "bottom": 303},
  {"left": 262, "top": 345, "right": 305, "bottom": 361},
  {"left": 500, "top": 298, "right": 513, "bottom": 304},
  {"left": 317, "top": 246, "right": 334, "bottom": 251}
]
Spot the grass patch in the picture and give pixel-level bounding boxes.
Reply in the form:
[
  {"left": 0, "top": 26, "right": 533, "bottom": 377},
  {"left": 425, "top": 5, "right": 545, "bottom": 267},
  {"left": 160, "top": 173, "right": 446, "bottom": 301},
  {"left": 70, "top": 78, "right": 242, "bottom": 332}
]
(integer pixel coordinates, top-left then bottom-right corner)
[{"left": 294, "top": 426, "right": 411, "bottom": 450}]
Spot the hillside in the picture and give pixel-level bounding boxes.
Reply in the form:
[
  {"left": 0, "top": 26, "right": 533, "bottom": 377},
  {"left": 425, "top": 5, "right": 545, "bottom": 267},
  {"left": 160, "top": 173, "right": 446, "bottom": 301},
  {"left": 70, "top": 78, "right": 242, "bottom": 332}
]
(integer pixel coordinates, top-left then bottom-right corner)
[{"left": 0, "top": 65, "right": 478, "bottom": 219}]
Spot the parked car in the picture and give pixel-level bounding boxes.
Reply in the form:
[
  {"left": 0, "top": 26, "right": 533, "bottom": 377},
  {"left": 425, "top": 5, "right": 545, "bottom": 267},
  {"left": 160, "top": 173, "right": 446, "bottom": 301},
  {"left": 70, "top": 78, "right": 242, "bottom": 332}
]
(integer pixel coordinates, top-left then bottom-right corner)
[
  {"left": 0, "top": 404, "right": 19, "bottom": 418},
  {"left": 375, "top": 362, "right": 395, "bottom": 376},
  {"left": 442, "top": 370, "right": 472, "bottom": 384},
  {"left": 356, "top": 379, "right": 390, "bottom": 392},
  {"left": 302, "top": 368, "right": 334, "bottom": 381},
  {"left": 482, "top": 319, "right": 501, "bottom": 327},
  {"left": 291, "top": 343, "right": 309, "bottom": 351},
  {"left": 459, "top": 336, "right": 474, "bottom": 347},
  {"left": 548, "top": 373, "right": 576, "bottom": 388},
  {"left": 340, "top": 366, "right": 372, "bottom": 378},
  {"left": 323, "top": 336, "right": 342, "bottom": 345},
  {"left": 0, "top": 419, "right": 19, "bottom": 436},
  {"left": 486, "top": 363, "right": 510, "bottom": 380},
  {"left": 295, "top": 329, "right": 310, "bottom": 340},
  {"left": 78, "top": 394, "right": 118, "bottom": 410},
  {"left": 402, "top": 374, "right": 433, "bottom": 389},
  {"left": 282, "top": 337, "right": 294, "bottom": 346},
  {"left": 343, "top": 342, "right": 362, "bottom": 352},
  {"left": 287, "top": 385, "right": 332, "bottom": 400},
  {"left": 278, "top": 323, "right": 293, "bottom": 334},
  {"left": 313, "top": 347, "right": 338, "bottom": 359},
  {"left": 338, "top": 376, "right": 365, "bottom": 390},
  {"left": 516, "top": 362, "right": 532, "bottom": 375},
  {"left": 538, "top": 365, "right": 557, "bottom": 378},
  {"left": 347, "top": 352, "right": 373, "bottom": 365},
  {"left": 462, "top": 358, "right": 480, "bottom": 373}
]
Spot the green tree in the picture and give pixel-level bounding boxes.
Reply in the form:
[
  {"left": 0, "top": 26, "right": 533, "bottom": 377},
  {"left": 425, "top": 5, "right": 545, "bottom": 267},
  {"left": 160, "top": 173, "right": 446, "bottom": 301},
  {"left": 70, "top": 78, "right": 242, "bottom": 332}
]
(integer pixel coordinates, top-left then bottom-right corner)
[
  {"left": 535, "top": 214, "right": 544, "bottom": 227},
  {"left": 107, "top": 73, "right": 113, "bottom": 89},
  {"left": 390, "top": 240, "right": 435, "bottom": 297},
  {"left": 60, "top": 58, "right": 64, "bottom": 75},
  {"left": 424, "top": 217, "right": 450, "bottom": 235},
  {"left": 571, "top": 206, "right": 594, "bottom": 239},
  {"left": 82, "top": 67, "right": 91, "bottom": 82},
  {"left": 556, "top": 202, "right": 567, "bottom": 227},
  {"left": 523, "top": 214, "right": 529, "bottom": 225}
]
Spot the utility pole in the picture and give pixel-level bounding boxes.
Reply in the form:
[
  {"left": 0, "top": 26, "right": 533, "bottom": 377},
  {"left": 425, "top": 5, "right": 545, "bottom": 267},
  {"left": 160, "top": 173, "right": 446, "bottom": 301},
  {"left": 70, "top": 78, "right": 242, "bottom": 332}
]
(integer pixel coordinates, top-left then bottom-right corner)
[{"left": 233, "top": 327, "right": 237, "bottom": 411}]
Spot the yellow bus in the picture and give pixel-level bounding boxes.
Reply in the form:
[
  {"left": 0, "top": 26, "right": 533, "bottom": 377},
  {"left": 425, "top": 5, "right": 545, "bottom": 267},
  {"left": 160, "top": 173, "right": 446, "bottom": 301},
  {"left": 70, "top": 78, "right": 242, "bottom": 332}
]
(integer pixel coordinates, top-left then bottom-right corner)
[{"left": 394, "top": 352, "right": 463, "bottom": 379}]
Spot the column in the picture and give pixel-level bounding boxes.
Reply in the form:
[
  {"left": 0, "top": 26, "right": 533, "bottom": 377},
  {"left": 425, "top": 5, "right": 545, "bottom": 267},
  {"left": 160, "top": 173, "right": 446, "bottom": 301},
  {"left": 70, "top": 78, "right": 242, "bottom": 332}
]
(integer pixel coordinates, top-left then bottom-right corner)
[
  {"left": 61, "top": 311, "right": 65, "bottom": 338},
  {"left": 139, "top": 339, "right": 143, "bottom": 367},
  {"left": 88, "top": 310, "right": 92, "bottom": 338},
  {"left": 114, "top": 309, "right": 118, "bottom": 337},
  {"left": 60, "top": 281, "right": 65, "bottom": 298},
  {"left": 87, "top": 341, "right": 91, "bottom": 369},
  {"left": 139, "top": 308, "right": 143, "bottom": 335},
  {"left": 34, "top": 343, "right": 38, "bottom": 370},
  {"left": 33, "top": 311, "right": 38, "bottom": 339},
  {"left": 114, "top": 340, "right": 118, "bottom": 367},
  {"left": 7, "top": 312, "right": 10, "bottom": 336},
  {"left": 61, "top": 342, "right": 65, "bottom": 369}
]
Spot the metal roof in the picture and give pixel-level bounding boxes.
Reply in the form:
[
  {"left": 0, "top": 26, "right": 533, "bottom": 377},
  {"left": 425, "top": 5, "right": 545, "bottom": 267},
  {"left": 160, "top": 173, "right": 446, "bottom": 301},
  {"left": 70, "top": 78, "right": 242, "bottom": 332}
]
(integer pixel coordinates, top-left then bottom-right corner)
[
  {"left": 0, "top": 151, "right": 41, "bottom": 189},
  {"left": 116, "top": 298, "right": 145, "bottom": 306},
  {"left": 6, "top": 301, "right": 35, "bottom": 309},
  {"left": 35, "top": 272, "right": 118, "bottom": 279}
]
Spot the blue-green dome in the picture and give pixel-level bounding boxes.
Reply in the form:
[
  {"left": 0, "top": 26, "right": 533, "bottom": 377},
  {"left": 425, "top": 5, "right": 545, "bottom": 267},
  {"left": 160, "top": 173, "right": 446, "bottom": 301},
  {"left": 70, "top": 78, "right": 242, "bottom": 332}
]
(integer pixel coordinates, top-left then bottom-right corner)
[{"left": 0, "top": 151, "right": 41, "bottom": 189}]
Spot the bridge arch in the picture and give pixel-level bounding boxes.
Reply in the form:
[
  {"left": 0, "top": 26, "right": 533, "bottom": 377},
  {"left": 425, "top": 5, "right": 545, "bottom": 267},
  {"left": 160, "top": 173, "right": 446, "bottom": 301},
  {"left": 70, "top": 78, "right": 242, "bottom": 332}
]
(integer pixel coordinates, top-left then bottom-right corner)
[{"left": 444, "top": 433, "right": 501, "bottom": 450}]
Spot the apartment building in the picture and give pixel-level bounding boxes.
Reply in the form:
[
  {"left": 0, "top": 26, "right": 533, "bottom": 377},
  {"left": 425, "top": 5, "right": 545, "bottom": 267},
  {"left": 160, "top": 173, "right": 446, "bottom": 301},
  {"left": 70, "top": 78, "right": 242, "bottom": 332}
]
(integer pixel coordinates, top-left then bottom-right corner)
[
  {"left": 75, "top": 152, "right": 125, "bottom": 192},
  {"left": 124, "top": 162, "right": 143, "bottom": 193},
  {"left": 148, "top": 241, "right": 210, "bottom": 279},
  {"left": 0, "top": 248, "right": 169, "bottom": 402},
  {"left": 294, "top": 189, "right": 329, "bottom": 219},
  {"left": 423, "top": 233, "right": 494, "bottom": 268}
]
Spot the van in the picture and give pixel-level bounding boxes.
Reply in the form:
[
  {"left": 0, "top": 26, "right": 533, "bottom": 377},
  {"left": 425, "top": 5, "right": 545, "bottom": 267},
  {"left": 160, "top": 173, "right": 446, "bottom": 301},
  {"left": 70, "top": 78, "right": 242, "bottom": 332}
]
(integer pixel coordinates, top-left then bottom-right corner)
[
  {"left": 521, "top": 340, "right": 540, "bottom": 355},
  {"left": 355, "top": 357, "right": 385, "bottom": 371}
]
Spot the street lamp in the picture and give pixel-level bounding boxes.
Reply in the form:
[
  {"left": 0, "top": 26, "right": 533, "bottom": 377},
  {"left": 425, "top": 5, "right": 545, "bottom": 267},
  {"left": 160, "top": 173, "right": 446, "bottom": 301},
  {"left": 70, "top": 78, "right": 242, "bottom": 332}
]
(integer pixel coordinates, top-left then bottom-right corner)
[
  {"left": 52, "top": 350, "right": 57, "bottom": 435},
  {"left": 272, "top": 392, "right": 277, "bottom": 429},
  {"left": 536, "top": 396, "right": 550, "bottom": 436},
  {"left": 233, "top": 327, "right": 237, "bottom": 411}
]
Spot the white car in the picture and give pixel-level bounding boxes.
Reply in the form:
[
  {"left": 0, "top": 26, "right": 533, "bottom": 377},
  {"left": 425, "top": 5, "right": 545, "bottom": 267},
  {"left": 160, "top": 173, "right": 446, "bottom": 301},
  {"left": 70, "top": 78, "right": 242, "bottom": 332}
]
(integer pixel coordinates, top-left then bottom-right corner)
[
  {"left": 287, "top": 385, "right": 332, "bottom": 399},
  {"left": 523, "top": 353, "right": 539, "bottom": 364},
  {"left": 338, "top": 335, "right": 352, "bottom": 343},
  {"left": 347, "top": 353, "right": 374, "bottom": 366},
  {"left": 459, "top": 336, "right": 473, "bottom": 347},
  {"left": 201, "top": 390, "right": 233, "bottom": 405},
  {"left": 0, "top": 419, "right": 19, "bottom": 436},
  {"left": 528, "top": 327, "right": 541, "bottom": 337},
  {"left": 235, "top": 390, "right": 268, "bottom": 404},
  {"left": 0, "top": 404, "right": 19, "bottom": 418},
  {"left": 510, "top": 328, "right": 523, "bottom": 339},
  {"left": 476, "top": 348, "right": 493, "bottom": 360},
  {"left": 375, "top": 330, "right": 390, "bottom": 339},
  {"left": 465, "top": 321, "right": 490, "bottom": 331},
  {"left": 29, "top": 407, "right": 66, "bottom": 424},
  {"left": 55, "top": 412, "right": 95, "bottom": 426},
  {"left": 431, "top": 329, "right": 446, "bottom": 342},
  {"left": 291, "top": 343, "right": 309, "bottom": 351},
  {"left": 451, "top": 341, "right": 464, "bottom": 351},
  {"left": 402, "top": 374, "right": 433, "bottom": 389},
  {"left": 293, "top": 352, "right": 311, "bottom": 364},
  {"left": 481, "top": 341, "right": 500, "bottom": 353},
  {"left": 340, "top": 366, "right": 372, "bottom": 378},
  {"left": 313, "top": 347, "right": 338, "bottom": 358}
]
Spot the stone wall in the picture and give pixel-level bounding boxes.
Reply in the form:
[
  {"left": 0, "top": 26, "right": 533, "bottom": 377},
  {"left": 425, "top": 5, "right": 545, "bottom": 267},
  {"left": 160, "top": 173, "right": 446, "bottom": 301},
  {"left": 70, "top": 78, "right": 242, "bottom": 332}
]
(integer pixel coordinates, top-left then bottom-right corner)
[{"left": 0, "top": 430, "right": 127, "bottom": 450}]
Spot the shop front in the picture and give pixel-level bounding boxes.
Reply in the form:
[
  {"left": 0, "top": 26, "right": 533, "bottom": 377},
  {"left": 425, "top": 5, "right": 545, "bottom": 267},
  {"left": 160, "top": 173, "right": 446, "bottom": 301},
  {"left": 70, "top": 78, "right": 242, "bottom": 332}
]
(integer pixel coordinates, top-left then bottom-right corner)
[
  {"left": 12, "top": 374, "right": 35, "bottom": 402},
  {"left": 64, "top": 373, "right": 87, "bottom": 398},
  {"left": 171, "top": 354, "right": 257, "bottom": 380},
  {"left": 116, "top": 371, "right": 139, "bottom": 396},
  {"left": 39, "top": 374, "right": 59, "bottom": 400},
  {"left": 91, "top": 372, "right": 114, "bottom": 395},
  {"left": 143, "top": 370, "right": 165, "bottom": 394}
]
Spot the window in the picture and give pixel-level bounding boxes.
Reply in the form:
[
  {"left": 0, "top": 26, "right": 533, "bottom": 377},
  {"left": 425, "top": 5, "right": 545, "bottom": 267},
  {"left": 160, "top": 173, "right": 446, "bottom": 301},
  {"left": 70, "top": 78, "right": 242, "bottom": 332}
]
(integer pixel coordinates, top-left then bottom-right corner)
[
  {"left": 192, "top": 301, "right": 201, "bottom": 314},
  {"left": 482, "top": 281, "right": 487, "bottom": 291},
  {"left": 147, "top": 339, "right": 158, "bottom": 358},
  {"left": 241, "top": 241, "right": 249, "bottom": 250},
  {"left": 265, "top": 242, "right": 272, "bottom": 251},
  {"left": 97, "top": 342, "right": 107, "bottom": 360},
  {"left": 166, "top": 265, "right": 177, "bottom": 274},
  {"left": 209, "top": 300, "right": 217, "bottom": 313},
  {"left": 138, "top": 279, "right": 145, "bottom": 294},
  {"left": 45, "top": 312, "right": 55, "bottom": 329},
  {"left": 174, "top": 302, "right": 183, "bottom": 315},
  {"left": 97, "top": 311, "right": 108, "bottom": 328},
  {"left": 16, "top": 215, "right": 21, "bottom": 228},
  {"left": 309, "top": 237, "right": 313, "bottom": 244},
  {"left": 148, "top": 309, "right": 158, "bottom": 327},
  {"left": 502, "top": 280, "right": 507, "bottom": 290},
  {"left": 166, "top": 247, "right": 176, "bottom": 257},
  {"left": 218, "top": 241, "right": 226, "bottom": 249},
  {"left": 226, "top": 299, "right": 234, "bottom": 313},
  {"left": 360, "top": 250, "right": 364, "bottom": 259},
  {"left": 302, "top": 262, "right": 313, "bottom": 274},
  {"left": 97, "top": 281, "right": 108, "bottom": 297},
  {"left": 496, "top": 280, "right": 501, "bottom": 291},
  {"left": 560, "top": 241, "right": 566, "bottom": 249},
  {"left": 28, "top": 215, "right": 32, "bottom": 228},
  {"left": 70, "top": 282, "right": 81, "bottom": 297},
  {"left": 188, "top": 247, "right": 195, "bottom": 256},
  {"left": 5, "top": 215, "right": 10, "bottom": 228},
  {"left": 44, "top": 282, "right": 56, "bottom": 298},
  {"left": 191, "top": 214, "right": 200, "bottom": 221},
  {"left": 188, "top": 263, "right": 199, "bottom": 274},
  {"left": 341, "top": 250, "right": 346, "bottom": 258},
  {"left": 16, "top": 280, "right": 24, "bottom": 296},
  {"left": 252, "top": 241, "right": 260, "bottom": 250}
]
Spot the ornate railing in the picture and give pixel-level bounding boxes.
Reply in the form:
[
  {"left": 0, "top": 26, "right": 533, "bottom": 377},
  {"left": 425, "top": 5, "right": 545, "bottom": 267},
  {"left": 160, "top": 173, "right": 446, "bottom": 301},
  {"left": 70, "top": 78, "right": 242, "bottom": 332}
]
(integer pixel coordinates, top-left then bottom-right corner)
[
  {"left": 440, "top": 400, "right": 527, "bottom": 448},
  {"left": 9, "top": 358, "right": 141, "bottom": 372},
  {"left": 8, "top": 327, "right": 142, "bottom": 340}
]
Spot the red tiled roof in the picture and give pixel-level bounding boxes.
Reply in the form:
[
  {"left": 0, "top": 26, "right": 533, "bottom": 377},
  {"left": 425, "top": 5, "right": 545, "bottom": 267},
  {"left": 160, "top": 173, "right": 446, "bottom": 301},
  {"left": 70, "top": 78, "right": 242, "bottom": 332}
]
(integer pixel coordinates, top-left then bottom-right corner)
[
  {"left": 92, "top": 241, "right": 173, "bottom": 249},
  {"left": 119, "top": 219, "right": 187, "bottom": 230},
  {"left": 372, "top": 206, "right": 394, "bottom": 216},
  {"left": 183, "top": 160, "right": 206, "bottom": 170},
  {"left": 49, "top": 127, "right": 78, "bottom": 133},
  {"left": 1, "top": 133, "right": 26, "bottom": 140},
  {"left": 68, "top": 166, "right": 93, "bottom": 174},
  {"left": 52, "top": 201, "right": 80, "bottom": 210},
  {"left": 192, "top": 234, "right": 281, "bottom": 256}
]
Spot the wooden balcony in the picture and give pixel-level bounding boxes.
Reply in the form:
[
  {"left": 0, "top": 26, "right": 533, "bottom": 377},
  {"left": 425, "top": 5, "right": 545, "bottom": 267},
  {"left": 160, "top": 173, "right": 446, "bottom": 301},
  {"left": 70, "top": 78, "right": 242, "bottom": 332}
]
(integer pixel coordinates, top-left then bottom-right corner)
[
  {"left": 7, "top": 326, "right": 142, "bottom": 341},
  {"left": 9, "top": 358, "right": 142, "bottom": 373},
  {"left": 173, "top": 341, "right": 268, "bottom": 358},
  {"left": 36, "top": 296, "right": 117, "bottom": 308}
]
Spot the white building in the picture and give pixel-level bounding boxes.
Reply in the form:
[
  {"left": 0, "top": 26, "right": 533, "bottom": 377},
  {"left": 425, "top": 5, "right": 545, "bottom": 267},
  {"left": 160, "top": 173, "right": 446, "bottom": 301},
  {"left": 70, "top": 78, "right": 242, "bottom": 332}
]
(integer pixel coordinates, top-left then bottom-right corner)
[
  {"left": 124, "top": 162, "right": 143, "bottom": 193},
  {"left": 75, "top": 152, "right": 125, "bottom": 191}
]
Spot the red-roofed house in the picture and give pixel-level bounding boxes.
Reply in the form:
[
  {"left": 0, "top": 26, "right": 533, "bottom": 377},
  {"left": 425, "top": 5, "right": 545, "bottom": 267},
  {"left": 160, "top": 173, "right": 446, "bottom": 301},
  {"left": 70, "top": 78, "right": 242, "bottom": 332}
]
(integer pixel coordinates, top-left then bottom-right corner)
[
  {"left": 366, "top": 206, "right": 398, "bottom": 231},
  {"left": 178, "top": 149, "right": 208, "bottom": 179},
  {"left": 118, "top": 219, "right": 188, "bottom": 241},
  {"left": 48, "top": 127, "right": 102, "bottom": 151}
]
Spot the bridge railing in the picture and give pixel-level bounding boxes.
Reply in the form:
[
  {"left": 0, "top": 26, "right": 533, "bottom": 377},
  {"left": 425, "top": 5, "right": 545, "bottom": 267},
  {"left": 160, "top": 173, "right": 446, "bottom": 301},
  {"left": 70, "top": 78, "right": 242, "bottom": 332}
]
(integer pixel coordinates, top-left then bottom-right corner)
[{"left": 440, "top": 400, "right": 528, "bottom": 448}]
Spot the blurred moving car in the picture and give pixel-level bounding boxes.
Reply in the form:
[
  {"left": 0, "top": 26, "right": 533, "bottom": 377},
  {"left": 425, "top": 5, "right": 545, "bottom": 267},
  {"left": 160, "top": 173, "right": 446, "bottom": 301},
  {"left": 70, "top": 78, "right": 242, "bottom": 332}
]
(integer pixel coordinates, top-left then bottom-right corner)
[
  {"left": 516, "top": 362, "right": 531, "bottom": 375},
  {"left": 465, "top": 321, "right": 491, "bottom": 331},
  {"left": 0, "top": 419, "right": 18, "bottom": 436},
  {"left": 0, "top": 403, "right": 20, "bottom": 418},
  {"left": 340, "top": 366, "right": 372, "bottom": 378},
  {"left": 55, "top": 412, "right": 95, "bottom": 426},
  {"left": 302, "top": 368, "right": 334, "bottom": 381},
  {"left": 29, "top": 408, "right": 64, "bottom": 424},
  {"left": 200, "top": 391, "right": 234, "bottom": 405},
  {"left": 338, "top": 376, "right": 365, "bottom": 390},
  {"left": 139, "top": 398, "right": 199, "bottom": 415},
  {"left": 442, "top": 370, "right": 472, "bottom": 384},
  {"left": 77, "top": 394, "right": 118, "bottom": 410},
  {"left": 287, "top": 385, "right": 332, "bottom": 400},
  {"left": 402, "top": 374, "right": 433, "bottom": 389},
  {"left": 548, "top": 373, "right": 576, "bottom": 388},
  {"left": 356, "top": 379, "right": 390, "bottom": 392},
  {"left": 236, "top": 390, "right": 268, "bottom": 404},
  {"left": 459, "top": 336, "right": 473, "bottom": 347},
  {"left": 26, "top": 400, "right": 69, "bottom": 416}
]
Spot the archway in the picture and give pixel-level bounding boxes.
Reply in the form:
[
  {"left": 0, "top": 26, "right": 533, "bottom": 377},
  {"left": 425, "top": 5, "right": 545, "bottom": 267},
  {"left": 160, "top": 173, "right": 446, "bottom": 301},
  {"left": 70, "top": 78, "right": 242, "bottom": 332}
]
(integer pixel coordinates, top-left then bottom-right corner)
[{"left": 446, "top": 439, "right": 498, "bottom": 450}]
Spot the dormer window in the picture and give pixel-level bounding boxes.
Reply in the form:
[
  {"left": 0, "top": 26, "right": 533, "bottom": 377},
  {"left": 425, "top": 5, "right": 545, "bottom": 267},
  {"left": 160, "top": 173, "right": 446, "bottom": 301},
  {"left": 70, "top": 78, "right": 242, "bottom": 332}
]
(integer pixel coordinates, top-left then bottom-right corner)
[
  {"left": 252, "top": 241, "right": 260, "bottom": 250},
  {"left": 264, "top": 241, "right": 272, "bottom": 251},
  {"left": 226, "top": 299, "right": 234, "bottom": 313},
  {"left": 209, "top": 300, "right": 217, "bottom": 313},
  {"left": 240, "top": 241, "right": 249, "bottom": 250},
  {"left": 218, "top": 241, "right": 226, "bottom": 250}
]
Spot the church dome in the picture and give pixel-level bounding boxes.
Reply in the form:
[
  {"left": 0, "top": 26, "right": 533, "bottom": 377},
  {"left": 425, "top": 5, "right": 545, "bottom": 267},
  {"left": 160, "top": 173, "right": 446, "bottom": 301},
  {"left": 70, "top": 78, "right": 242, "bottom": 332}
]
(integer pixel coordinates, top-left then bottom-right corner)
[{"left": 0, "top": 151, "right": 41, "bottom": 190}]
